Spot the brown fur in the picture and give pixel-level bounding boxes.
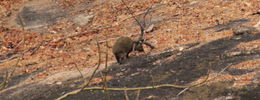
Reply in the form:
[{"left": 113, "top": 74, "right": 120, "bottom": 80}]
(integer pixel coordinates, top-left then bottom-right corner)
[{"left": 112, "top": 36, "right": 144, "bottom": 64}]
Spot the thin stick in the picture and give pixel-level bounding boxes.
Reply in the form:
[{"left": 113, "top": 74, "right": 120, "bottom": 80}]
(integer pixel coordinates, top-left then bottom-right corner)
[
  {"left": 120, "top": 0, "right": 144, "bottom": 30},
  {"left": 0, "top": 54, "right": 23, "bottom": 90},
  {"left": 0, "top": 71, "right": 9, "bottom": 90},
  {"left": 150, "top": 71, "right": 155, "bottom": 88},
  {"left": 176, "top": 87, "right": 190, "bottom": 97},
  {"left": 177, "top": 63, "right": 230, "bottom": 97},
  {"left": 100, "top": 72, "right": 110, "bottom": 100},
  {"left": 56, "top": 66, "right": 211, "bottom": 100},
  {"left": 81, "top": 36, "right": 102, "bottom": 90},
  {"left": 18, "top": 13, "right": 25, "bottom": 30},
  {"left": 206, "top": 64, "right": 230, "bottom": 82},
  {"left": 135, "top": 89, "right": 141, "bottom": 100},
  {"left": 124, "top": 89, "right": 130, "bottom": 100},
  {"left": 73, "top": 63, "right": 85, "bottom": 83},
  {"left": 142, "top": 0, "right": 162, "bottom": 29},
  {"left": 102, "top": 32, "right": 111, "bottom": 100}
]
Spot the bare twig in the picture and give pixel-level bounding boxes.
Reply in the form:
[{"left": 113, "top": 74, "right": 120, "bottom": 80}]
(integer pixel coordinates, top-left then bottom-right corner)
[
  {"left": 176, "top": 87, "right": 190, "bottom": 97},
  {"left": 55, "top": 35, "right": 102, "bottom": 100},
  {"left": 149, "top": 71, "right": 155, "bottom": 88},
  {"left": 56, "top": 46, "right": 211, "bottom": 100},
  {"left": 120, "top": 0, "right": 156, "bottom": 49},
  {"left": 116, "top": 2, "right": 166, "bottom": 26},
  {"left": 18, "top": 13, "right": 25, "bottom": 30},
  {"left": 102, "top": 33, "right": 110, "bottom": 100},
  {"left": 0, "top": 54, "right": 23, "bottom": 91},
  {"left": 56, "top": 68, "right": 210, "bottom": 100},
  {"left": 177, "top": 63, "right": 230, "bottom": 97},
  {"left": 100, "top": 72, "right": 110, "bottom": 100},
  {"left": 120, "top": 0, "right": 144, "bottom": 30},
  {"left": 0, "top": 71, "right": 9, "bottom": 90},
  {"left": 135, "top": 89, "right": 141, "bottom": 100},
  {"left": 124, "top": 89, "right": 130, "bottom": 100},
  {"left": 142, "top": 0, "right": 162, "bottom": 30},
  {"left": 81, "top": 36, "right": 102, "bottom": 90},
  {"left": 80, "top": 81, "right": 207, "bottom": 91},
  {"left": 72, "top": 63, "right": 85, "bottom": 83}
]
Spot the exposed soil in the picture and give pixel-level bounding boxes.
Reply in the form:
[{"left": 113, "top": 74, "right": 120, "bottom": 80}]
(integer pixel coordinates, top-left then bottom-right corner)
[{"left": 0, "top": 0, "right": 259, "bottom": 100}]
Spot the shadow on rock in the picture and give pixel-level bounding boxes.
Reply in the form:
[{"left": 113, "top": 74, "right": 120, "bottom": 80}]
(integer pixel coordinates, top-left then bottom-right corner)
[
  {"left": 202, "top": 18, "right": 250, "bottom": 32},
  {"left": 1, "top": 33, "right": 259, "bottom": 100},
  {"left": 64, "top": 33, "right": 260, "bottom": 100}
]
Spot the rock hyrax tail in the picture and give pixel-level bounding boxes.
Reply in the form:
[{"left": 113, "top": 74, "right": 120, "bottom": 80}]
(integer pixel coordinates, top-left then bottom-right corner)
[{"left": 112, "top": 36, "right": 144, "bottom": 64}]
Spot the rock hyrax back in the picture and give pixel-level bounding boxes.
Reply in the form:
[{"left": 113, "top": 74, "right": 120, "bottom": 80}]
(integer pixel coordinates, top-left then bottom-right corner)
[{"left": 112, "top": 36, "right": 144, "bottom": 64}]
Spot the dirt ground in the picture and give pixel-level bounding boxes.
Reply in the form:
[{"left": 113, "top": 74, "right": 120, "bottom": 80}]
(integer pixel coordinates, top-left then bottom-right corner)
[{"left": 0, "top": 0, "right": 259, "bottom": 100}]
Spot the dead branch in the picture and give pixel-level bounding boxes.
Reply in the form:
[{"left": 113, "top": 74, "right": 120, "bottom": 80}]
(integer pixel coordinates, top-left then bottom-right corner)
[
  {"left": 120, "top": 0, "right": 157, "bottom": 49},
  {"left": 0, "top": 54, "right": 23, "bottom": 91},
  {"left": 100, "top": 72, "right": 110, "bottom": 100},
  {"left": 176, "top": 87, "right": 190, "bottom": 97},
  {"left": 72, "top": 63, "right": 85, "bottom": 83},
  {"left": 81, "top": 36, "right": 102, "bottom": 89},
  {"left": 177, "top": 62, "right": 231, "bottom": 97},
  {"left": 79, "top": 79, "right": 209, "bottom": 91},
  {"left": 56, "top": 68, "right": 210, "bottom": 100},
  {"left": 0, "top": 71, "right": 9, "bottom": 90},
  {"left": 120, "top": 0, "right": 144, "bottom": 31},
  {"left": 117, "top": 4, "right": 165, "bottom": 27},
  {"left": 135, "top": 89, "right": 141, "bottom": 100},
  {"left": 124, "top": 89, "right": 130, "bottom": 100},
  {"left": 101, "top": 33, "right": 110, "bottom": 100},
  {"left": 206, "top": 64, "right": 230, "bottom": 82},
  {"left": 18, "top": 13, "right": 25, "bottom": 30}
]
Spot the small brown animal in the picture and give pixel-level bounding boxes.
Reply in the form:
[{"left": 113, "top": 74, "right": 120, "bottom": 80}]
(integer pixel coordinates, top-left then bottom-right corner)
[{"left": 112, "top": 36, "right": 144, "bottom": 64}]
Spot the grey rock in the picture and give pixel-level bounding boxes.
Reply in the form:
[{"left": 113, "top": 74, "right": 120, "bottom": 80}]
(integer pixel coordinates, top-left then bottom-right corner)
[{"left": 73, "top": 13, "right": 94, "bottom": 26}]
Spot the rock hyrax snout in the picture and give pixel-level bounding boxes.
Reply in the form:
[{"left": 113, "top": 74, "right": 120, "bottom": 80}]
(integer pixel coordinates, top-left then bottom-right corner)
[{"left": 112, "top": 36, "right": 144, "bottom": 64}]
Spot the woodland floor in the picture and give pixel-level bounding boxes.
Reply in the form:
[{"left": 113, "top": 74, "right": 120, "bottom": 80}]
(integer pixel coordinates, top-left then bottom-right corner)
[{"left": 0, "top": 0, "right": 259, "bottom": 100}]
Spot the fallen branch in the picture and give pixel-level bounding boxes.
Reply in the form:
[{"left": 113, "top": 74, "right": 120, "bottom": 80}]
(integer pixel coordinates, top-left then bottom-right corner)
[
  {"left": 135, "top": 89, "right": 141, "bottom": 100},
  {"left": 101, "top": 33, "right": 111, "bottom": 100},
  {"left": 120, "top": 0, "right": 157, "bottom": 49},
  {"left": 56, "top": 68, "right": 210, "bottom": 100}
]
